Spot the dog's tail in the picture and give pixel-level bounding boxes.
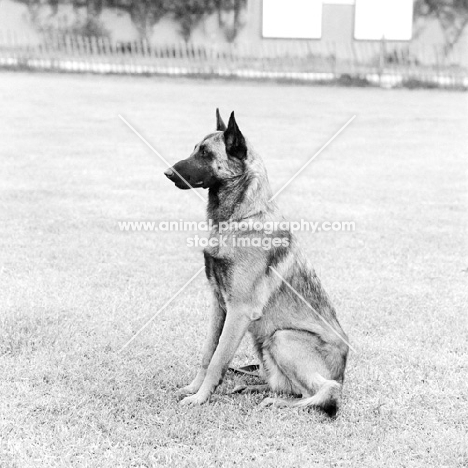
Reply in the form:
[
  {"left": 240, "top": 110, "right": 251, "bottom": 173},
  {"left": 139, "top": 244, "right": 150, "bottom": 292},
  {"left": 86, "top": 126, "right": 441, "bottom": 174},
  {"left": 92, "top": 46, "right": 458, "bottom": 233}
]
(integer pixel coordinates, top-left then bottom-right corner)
[{"left": 293, "top": 379, "right": 342, "bottom": 417}]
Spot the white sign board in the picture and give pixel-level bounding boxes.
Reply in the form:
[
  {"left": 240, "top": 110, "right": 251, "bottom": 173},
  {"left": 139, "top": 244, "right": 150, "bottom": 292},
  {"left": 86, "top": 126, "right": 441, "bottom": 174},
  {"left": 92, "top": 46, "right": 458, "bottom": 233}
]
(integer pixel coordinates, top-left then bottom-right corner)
[
  {"left": 354, "top": 0, "right": 413, "bottom": 41},
  {"left": 262, "top": 0, "right": 323, "bottom": 39}
]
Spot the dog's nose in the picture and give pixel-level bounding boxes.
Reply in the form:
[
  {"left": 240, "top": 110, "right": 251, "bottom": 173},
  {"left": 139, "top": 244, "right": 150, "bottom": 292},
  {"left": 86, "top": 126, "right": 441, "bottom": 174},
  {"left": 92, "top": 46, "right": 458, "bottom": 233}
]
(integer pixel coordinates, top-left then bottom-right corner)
[{"left": 164, "top": 168, "right": 174, "bottom": 179}]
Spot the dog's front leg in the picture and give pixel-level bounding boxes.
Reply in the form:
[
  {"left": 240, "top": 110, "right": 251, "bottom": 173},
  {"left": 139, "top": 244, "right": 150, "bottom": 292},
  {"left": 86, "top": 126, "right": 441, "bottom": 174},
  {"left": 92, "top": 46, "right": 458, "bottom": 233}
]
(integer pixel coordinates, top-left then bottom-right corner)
[
  {"left": 180, "top": 307, "right": 251, "bottom": 405},
  {"left": 178, "top": 291, "right": 226, "bottom": 396}
]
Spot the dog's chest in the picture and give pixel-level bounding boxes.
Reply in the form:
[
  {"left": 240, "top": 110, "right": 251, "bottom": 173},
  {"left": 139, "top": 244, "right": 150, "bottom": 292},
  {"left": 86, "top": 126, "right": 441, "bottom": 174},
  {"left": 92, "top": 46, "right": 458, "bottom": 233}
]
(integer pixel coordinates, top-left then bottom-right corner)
[{"left": 203, "top": 249, "right": 232, "bottom": 294}]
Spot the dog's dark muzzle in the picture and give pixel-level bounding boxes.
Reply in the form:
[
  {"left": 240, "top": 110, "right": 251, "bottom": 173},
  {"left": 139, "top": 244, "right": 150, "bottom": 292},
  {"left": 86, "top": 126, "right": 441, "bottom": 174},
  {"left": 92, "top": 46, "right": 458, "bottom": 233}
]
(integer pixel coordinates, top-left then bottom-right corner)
[
  {"left": 164, "top": 167, "right": 193, "bottom": 190},
  {"left": 164, "top": 158, "right": 216, "bottom": 190}
]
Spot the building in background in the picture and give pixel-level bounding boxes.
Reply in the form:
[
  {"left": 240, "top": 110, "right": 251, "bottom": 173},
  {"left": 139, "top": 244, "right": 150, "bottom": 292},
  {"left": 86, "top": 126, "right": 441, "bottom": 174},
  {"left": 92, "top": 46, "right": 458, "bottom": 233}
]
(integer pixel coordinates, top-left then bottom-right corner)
[
  {"left": 243, "top": 0, "right": 452, "bottom": 47},
  {"left": 1, "top": 0, "right": 466, "bottom": 86},
  {"left": 0, "top": 0, "right": 465, "bottom": 51}
]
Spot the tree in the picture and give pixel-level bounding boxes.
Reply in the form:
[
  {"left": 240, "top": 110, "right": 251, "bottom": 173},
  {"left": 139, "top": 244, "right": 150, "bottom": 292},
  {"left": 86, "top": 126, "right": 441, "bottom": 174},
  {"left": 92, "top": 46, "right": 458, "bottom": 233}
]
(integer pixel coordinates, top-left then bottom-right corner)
[
  {"left": 15, "top": 0, "right": 110, "bottom": 37},
  {"left": 104, "top": 0, "right": 168, "bottom": 41},
  {"left": 167, "top": 0, "right": 215, "bottom": 42},
  {"left": 414, "top": 0, "right": 468, "bottom": 53},
  {"left": 15, "top": 0, "right": 247, "bottom": 42},
  {"left": 215, "top": 0, "right": 247, "bottom": 42},
  {"left": 130, "top": 0, "right": 167, "bottom": 41}
]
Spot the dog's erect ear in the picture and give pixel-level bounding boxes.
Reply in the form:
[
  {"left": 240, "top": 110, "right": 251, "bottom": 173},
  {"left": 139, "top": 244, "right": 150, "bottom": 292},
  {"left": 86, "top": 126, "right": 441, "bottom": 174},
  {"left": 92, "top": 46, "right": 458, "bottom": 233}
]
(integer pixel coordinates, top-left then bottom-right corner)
[
  {"left": 216, "top": 108, "right": 227, "bottom": 131},
  {"left": 224, "top": 111, "right": 247, "bottom": 160}
]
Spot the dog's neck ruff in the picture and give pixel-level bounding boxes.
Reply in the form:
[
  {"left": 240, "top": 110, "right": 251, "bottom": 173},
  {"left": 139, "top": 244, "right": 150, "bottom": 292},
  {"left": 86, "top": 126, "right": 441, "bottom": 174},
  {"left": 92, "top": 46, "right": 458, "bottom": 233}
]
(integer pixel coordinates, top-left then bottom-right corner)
[{"left": 207, "top": 159, "right": 275, "bottom": 224}]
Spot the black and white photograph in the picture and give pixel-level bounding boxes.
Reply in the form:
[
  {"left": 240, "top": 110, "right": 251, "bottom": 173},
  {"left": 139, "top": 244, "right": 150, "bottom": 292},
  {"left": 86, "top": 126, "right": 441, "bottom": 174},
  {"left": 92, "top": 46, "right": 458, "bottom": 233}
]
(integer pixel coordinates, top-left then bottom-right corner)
[{"left": 1, "top": 0, "right": 467, "bottom": 466}]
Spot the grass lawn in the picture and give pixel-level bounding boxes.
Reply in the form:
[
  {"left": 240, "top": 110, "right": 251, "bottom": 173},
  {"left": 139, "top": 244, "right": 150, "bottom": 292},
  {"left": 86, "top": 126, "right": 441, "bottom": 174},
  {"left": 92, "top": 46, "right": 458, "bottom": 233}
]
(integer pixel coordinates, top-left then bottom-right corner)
[{"left": 0, "top": 72, "right": 467, "bottom": 467}]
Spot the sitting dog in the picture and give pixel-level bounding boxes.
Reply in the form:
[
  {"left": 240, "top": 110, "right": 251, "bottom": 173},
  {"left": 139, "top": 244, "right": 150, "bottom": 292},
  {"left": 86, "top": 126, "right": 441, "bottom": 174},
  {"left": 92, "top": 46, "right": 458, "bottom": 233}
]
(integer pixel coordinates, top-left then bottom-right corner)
[{"left": 164, "top": 110, "right": 349, "bottom": 416}]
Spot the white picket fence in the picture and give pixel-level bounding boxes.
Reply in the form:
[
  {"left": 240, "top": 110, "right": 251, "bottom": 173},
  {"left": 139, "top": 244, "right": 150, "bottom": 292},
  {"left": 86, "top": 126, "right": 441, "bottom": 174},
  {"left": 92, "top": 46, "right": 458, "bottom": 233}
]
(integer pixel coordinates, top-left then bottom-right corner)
[{"left": 0, "top": 30, "right": 467, "bottom": 88}]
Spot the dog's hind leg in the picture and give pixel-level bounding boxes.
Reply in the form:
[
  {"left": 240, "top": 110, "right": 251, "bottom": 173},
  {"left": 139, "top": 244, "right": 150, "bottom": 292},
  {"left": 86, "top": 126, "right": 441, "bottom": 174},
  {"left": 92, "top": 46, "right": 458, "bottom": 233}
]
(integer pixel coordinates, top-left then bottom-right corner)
[
  {"left": 260, "top": 378, "right": 342, "bottom": 417},
  {"left": 260, "top": 329, "right": 345, "bottom": 417}
]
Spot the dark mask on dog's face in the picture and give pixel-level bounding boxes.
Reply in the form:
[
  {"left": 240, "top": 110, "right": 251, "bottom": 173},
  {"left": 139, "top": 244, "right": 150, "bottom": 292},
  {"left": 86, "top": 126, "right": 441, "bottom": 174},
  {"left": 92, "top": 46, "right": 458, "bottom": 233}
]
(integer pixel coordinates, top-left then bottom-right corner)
[{"left": 164, "top": 110, "right": 247, "bottom": 190}]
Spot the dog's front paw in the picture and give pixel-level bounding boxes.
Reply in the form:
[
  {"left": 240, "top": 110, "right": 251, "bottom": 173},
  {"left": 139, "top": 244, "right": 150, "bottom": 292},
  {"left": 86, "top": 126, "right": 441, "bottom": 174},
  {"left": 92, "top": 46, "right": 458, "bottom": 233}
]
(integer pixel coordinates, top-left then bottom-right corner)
[{"left": 179, "top": 393, "right": 209, "bottom": 406}]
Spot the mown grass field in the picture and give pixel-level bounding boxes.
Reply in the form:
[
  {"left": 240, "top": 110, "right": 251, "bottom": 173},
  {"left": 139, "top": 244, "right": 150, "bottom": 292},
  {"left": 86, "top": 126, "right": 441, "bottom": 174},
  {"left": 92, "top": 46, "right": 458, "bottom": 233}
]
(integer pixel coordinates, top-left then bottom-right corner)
[{"left": 0, "top": 72, "right": 467, "bottom": 467}]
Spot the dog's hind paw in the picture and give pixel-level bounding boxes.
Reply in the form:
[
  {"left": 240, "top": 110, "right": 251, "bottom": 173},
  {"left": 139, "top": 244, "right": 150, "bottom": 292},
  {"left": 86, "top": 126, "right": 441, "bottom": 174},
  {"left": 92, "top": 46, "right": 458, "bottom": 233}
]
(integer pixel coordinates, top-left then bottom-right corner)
[
  {"left": 231, "top": 384, "right": 269, "bottom": 395},
  {"left": 259, "top": 397, "right": 276, "bottom": 408},
  {"left": 230, "top": 385, "right": 248, "bottom": 394}
]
